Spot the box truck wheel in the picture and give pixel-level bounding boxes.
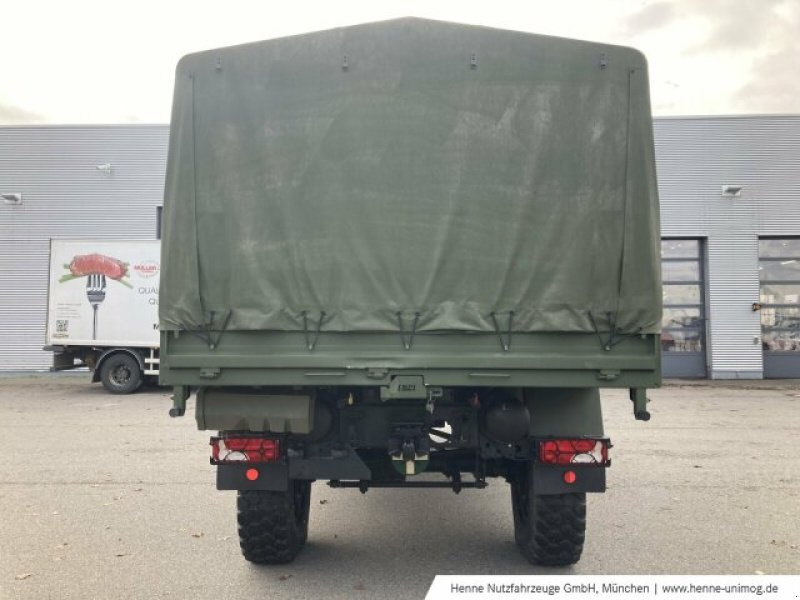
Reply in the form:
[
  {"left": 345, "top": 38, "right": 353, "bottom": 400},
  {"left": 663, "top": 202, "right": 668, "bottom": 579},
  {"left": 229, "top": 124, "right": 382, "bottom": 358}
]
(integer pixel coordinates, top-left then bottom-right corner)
[
  {"left": 99, "top": 353, "right": 143, "bottom": 394},
  {"left": 237, "top": 480, "right": 311, "bottom": 564},
  {"left": 510, "top": 464, "right": 586, "bottom": 566}
]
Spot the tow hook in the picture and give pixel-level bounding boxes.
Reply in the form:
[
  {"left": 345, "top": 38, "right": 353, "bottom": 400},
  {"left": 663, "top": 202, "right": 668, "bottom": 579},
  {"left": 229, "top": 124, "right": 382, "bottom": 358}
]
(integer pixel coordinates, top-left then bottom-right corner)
[{"left": 388, "top": 425, "right": 430, "bottom": 476}]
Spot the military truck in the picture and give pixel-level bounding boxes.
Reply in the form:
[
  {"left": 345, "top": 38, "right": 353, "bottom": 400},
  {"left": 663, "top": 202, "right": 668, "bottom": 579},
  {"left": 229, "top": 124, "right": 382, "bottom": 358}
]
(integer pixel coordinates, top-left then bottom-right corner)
[{"left": 160, "top": 18, "right": 660, "bottom": 566}]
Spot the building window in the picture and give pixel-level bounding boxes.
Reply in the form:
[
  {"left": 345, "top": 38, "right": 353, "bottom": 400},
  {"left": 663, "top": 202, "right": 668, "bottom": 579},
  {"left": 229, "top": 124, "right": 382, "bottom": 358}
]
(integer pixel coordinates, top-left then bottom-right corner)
[
  {"left": 759, "top": 238, "right": 800, "bottom": 352},
  {"left": 661, "top": 239, "right": 705, "bottom": 352}
]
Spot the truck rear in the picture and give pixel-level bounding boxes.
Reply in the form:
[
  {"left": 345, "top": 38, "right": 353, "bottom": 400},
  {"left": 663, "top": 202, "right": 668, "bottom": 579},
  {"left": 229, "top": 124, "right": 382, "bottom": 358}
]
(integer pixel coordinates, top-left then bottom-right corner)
[{"left": 160, "top": 18, "right": 661, "bottom": 566}]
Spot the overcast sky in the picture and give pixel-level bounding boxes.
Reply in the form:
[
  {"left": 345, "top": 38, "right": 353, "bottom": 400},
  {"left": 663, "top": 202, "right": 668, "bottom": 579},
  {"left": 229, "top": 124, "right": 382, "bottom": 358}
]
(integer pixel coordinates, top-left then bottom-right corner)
[{"left": 1, "top": 0, "right": 798, "bottom": 124}]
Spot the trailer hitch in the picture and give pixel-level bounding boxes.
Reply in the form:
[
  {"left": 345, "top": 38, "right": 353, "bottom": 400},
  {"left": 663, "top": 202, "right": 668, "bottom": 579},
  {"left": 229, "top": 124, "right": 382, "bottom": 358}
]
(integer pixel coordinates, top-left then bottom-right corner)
[{"left": 388, "top": 424, "right": 430, "bottom": 476}]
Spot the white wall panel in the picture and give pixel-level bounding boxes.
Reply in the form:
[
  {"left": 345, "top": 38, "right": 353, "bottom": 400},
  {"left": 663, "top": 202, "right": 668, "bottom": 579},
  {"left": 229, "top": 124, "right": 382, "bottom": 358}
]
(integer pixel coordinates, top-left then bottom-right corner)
[
  {"left": 654, "top": 115, "right": 800, "bottom": 378},
  {"left": 0, "top": 125, "right": 168, "bottom": 370}
]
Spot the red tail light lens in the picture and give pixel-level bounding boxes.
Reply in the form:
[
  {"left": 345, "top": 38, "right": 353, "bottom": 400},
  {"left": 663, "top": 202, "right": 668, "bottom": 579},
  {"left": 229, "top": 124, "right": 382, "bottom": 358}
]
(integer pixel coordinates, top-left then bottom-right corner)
[
  {"left": 539, "top": 439, "right": 609, "bottom": 466},
  {"left": 211, "top": 436, "right": 281, "bottom": 464}
]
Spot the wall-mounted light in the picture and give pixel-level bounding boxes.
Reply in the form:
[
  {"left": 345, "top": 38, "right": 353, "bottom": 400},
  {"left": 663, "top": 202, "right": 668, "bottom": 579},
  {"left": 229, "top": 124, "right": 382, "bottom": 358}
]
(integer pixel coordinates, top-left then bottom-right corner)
[
  {"left": 722, "top": 185, "right": 743, "bottom": 197},
  {"left": 2, "top": 193, "right": 22, "bottom": 205},
  {"left": 96, "top": 163, "right": 113, "bottom": 174}
]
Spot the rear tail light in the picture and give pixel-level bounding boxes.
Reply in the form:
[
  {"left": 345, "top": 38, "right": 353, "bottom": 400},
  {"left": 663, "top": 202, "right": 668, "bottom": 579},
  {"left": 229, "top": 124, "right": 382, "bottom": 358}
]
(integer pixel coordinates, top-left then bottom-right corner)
[
  {"left": 210, "top": 436, "right": 281, "bottom": 464},
  {"left": 538, "top": 439, "right": 609, "bottom": 466}
]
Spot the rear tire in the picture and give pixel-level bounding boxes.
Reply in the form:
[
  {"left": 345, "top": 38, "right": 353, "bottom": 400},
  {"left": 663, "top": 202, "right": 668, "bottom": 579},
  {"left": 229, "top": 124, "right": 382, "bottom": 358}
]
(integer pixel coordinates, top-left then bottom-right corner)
[
  {"left": 511, "top": 464, "right": 586, "bottom": 566},
  {"left": 237, "top": 480, "right": 312, "bottom": 564},
  {"left": 99, "top": 353, "right": 143, "bottom": 394}
]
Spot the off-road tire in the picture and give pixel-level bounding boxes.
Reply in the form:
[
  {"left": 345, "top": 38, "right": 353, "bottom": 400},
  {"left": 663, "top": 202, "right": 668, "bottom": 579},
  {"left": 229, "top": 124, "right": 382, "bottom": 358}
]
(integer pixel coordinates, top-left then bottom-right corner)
[
  {"left": 99, "top": 353, "right": 143, "bottom": 394},
  {"left": 237, "top": 481, "right": 311, "bottom": 564},
  {"left": 511, "top": 465, "right": 586, "bottom": 566}
]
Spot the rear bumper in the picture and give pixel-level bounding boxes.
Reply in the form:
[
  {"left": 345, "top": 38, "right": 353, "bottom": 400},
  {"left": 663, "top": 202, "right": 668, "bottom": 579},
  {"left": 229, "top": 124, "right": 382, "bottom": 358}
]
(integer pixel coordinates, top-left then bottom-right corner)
[{"left": 215, "top": 451, "right": 607, "bottom": 495}]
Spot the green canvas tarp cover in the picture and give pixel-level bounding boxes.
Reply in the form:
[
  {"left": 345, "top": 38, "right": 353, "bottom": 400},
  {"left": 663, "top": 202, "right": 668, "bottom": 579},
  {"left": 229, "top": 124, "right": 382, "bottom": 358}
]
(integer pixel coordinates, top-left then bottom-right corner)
[{"left": 160, "top": 18, "right": 661, "bottom": 336}]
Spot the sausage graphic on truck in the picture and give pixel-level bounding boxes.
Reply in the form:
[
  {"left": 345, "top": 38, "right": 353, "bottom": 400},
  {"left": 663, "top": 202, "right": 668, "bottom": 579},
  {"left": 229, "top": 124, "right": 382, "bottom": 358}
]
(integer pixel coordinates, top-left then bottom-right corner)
[
  {"left": 61, "top": 253, "right": 132, "bottom": 284},
  {"left": 45, "top": 240, "right": 160, "bottom": 393}
]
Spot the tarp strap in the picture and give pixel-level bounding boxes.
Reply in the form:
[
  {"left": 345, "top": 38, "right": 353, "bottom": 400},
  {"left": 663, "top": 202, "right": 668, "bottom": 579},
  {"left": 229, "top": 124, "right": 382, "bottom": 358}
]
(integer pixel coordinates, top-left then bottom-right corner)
[
  {"left": 302, "top": 311, "right": 327, "bottom": 351},
  {"left": 589, "top": 310, "right": 616, "bottom": 351},
  {"left": 490, "top": 311, "right": 514, "bottom": 352},
  {"left": 206, "top": 309, "right": 232, "bottom": 350},
  {"left": 588, "top": 310, "right": 643, "bottom": 351},
  {"left": 162, "top": 310, "right": 232, "bottom": 350},
  {"left": 175, "top": 323, "right": 214, "bottom": 348},
  {"left": 396, "top": 312, "right": 420, "bottom": 351}
]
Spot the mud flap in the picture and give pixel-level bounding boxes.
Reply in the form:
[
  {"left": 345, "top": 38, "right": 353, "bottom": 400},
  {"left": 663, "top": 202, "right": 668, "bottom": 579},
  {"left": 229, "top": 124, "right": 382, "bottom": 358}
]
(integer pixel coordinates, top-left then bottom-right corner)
[
  {"left": 532, "top": 463, "right": 606, "bottom": 495},
  {"left": 217, "top": 462, "right": 289, "bottom": 491}
]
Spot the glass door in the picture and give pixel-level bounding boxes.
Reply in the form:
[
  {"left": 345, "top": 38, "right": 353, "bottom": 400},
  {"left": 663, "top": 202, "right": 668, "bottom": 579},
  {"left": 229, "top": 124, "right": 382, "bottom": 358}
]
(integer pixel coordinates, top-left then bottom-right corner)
[
  {"left": 759, "top": 238, "right": 800, "bottom": 378},
  {"left": 661, "top": 239, "right": 707, "bottom": 378}
]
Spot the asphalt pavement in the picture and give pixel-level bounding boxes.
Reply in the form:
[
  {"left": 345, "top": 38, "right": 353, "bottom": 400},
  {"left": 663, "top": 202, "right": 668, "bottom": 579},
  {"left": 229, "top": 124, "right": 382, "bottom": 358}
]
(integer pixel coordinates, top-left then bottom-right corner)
[{"left": 1, "top": 374, "right": 799, "bottom": 599}]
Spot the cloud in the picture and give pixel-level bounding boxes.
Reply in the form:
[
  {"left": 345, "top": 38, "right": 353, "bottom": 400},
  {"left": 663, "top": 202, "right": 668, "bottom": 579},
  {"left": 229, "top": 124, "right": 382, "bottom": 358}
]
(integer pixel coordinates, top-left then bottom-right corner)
[
  {"left": 0, "top": 101, "right": 46, "bottom": 124},
  {"left": 624, "top": 1, "right": 800, "bottom": 114},
  {"left": 622, "top": 2, "right": 678, "bottom": 36},
  {"left": 720, "top": 1, "right": 800, "bottom": 112},
  {"left": 686, "top": 0, "right": 788, "bottom": 54},
  {"left": 624, "top": 0, "right": 791, "bottom": 54},
  {"left": 735, "top": 45, "right": 800, "bottom": 113}
]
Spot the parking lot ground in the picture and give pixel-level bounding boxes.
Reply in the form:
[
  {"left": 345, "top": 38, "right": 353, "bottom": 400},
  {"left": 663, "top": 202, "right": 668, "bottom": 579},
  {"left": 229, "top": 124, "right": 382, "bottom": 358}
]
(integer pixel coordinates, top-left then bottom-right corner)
[{"left": 1, "top": 374, "right": 799, "bottom": 599}]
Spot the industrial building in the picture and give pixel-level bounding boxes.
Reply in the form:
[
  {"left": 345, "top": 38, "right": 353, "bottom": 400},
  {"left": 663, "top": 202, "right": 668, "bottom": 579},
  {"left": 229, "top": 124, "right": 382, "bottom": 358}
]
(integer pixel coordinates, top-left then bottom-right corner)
[{"left": 1, "top": 115, "right": 799, "bottom": 378}]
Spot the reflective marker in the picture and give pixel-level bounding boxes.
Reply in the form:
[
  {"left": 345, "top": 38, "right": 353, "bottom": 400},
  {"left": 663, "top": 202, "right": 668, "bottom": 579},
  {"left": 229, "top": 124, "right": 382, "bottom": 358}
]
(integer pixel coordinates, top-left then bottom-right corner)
[
  {"left": 245, "top": 468, "right": 259, "bottom": 481},
  {"left": 563, "top": 470, "right": 577, "bottom": 484}
]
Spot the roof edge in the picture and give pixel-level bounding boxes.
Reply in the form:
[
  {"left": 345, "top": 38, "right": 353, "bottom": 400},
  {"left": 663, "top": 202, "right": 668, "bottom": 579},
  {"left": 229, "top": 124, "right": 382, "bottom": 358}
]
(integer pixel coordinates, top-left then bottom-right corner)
[{"left": 3, "top": 114, "right": 800, "bottom": 130}]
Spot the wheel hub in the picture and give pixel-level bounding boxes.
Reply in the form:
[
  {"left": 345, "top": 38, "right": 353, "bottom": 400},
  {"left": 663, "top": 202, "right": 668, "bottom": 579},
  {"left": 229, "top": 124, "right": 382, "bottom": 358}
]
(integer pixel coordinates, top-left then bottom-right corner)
[{"left": 111, "top": 365, "right": 131, "bottom": 385}]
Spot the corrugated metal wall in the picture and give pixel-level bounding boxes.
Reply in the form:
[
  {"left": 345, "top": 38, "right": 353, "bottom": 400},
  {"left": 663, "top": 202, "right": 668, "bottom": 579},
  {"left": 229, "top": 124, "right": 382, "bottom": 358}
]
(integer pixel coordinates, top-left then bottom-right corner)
[
  {"left": 654, "top": 115, "right": 800, "bottom": 378},
  {"left": 2, "top": 117, "right": 799, "bottom": 376},
  {"left": 0, "top": 125, "right": 168, "bottom": 370}
]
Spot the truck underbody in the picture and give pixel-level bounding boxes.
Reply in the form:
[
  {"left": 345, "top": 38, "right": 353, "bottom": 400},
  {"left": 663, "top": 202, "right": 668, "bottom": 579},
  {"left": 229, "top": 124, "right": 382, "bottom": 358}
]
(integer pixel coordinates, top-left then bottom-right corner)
[
  {"left": 163, "top": 330, "right": 656, "bottom": 566},
  {"left": 207, "top": 383, "right": 610, "bottom": 566}
]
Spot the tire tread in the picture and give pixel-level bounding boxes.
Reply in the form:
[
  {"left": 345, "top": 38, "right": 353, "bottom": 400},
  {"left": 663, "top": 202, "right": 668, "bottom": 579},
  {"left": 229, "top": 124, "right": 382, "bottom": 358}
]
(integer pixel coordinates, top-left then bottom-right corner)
[
  {"left": 237, "top": 486, "right": 308, "bottom": 564},
  {"left": 519, "top": 493, "right": 586, "bottom": 566},
  {"left": 511, "top": 464, "right": 586, "bottom": 567}
]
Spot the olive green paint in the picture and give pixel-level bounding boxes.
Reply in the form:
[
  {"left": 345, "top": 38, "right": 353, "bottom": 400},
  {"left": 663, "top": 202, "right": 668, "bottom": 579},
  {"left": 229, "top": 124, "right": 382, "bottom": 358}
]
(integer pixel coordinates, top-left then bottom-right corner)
[
  {"left": 159, "top": 18, "right": 661, "bottom": 341},
  {"left": 196, "top": 388, "right": 314, "bottom": 433},
  {"left": 161, "top": 328, "right": 659, "bottom": 388},
  {"left": 524, "top": 388, "right": 604, "bottom": 437}
]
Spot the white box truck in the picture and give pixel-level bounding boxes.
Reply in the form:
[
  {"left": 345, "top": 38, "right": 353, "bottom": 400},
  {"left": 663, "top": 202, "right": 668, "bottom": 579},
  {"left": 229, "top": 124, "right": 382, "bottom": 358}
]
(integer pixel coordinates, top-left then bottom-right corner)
[{"left": 44, "top": 239, "right": 160, "bottom": 393}]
